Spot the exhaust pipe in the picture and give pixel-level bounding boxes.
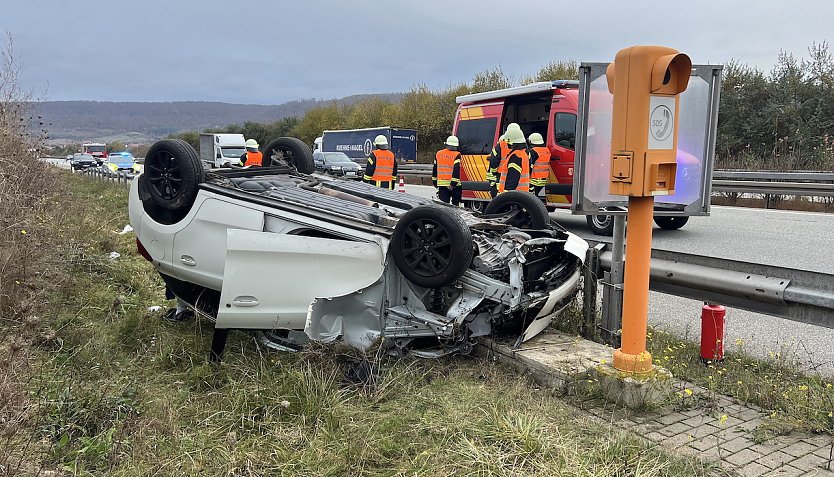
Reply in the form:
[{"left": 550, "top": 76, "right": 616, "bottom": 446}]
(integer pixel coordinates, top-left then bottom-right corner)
[{"left": 318, "top": 186, "right": 379, "bottom": 207}]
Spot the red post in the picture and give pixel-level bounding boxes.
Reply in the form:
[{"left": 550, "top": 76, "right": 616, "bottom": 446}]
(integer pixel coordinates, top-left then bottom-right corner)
[{"left": 700, "top": 303, "right": 726, "bottom": 363}]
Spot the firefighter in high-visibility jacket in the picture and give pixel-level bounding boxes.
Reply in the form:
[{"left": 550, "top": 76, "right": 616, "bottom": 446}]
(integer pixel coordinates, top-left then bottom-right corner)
[
  {"left": 363, "top": 134, "right": 398, "bottom": 189},
  {"left": 486, "top": 134, "right": 507, "bottom": 198},
  {"left": 498, "top": 126, "right": 530, "bottom": 193},
  {"left": 241, "top": 139, "right": 264, "bottom": 166},
  {"left": 433, "top": 135, "right": 462, "bottom": 205},
  {"left": 528, "top": 133, "right": 551, "bottom": 197},
  {"left": 488, "top": 123, "right": 522, "bottom": 198}
]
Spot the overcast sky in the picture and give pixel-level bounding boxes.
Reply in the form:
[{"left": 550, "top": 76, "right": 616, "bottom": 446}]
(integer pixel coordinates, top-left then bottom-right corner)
[{"left": 3, "top": 0, "right": 833, "bottom": 104}]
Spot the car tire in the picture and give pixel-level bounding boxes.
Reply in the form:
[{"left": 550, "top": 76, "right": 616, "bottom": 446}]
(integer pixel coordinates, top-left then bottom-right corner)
[
  {"left": 263, "top": 137, "right": 315, "bottom": 174},
  {"left": 654, "top": 216, "right": 689, "bottom": 230},
  {"left": 391, "top": 205, "right": 475, "bottom": 289},
  {"left": 141, "top": 139, "right": 204, "bottom": 211},
  {"left": 586, "top": 214, "right": 615, "bottom": 236},
  {"left": 484, "top": 191, "right": 550, "bottom": 229}
]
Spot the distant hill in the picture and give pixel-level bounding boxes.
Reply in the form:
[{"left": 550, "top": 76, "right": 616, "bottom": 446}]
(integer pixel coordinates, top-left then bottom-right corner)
[{"left": 36, "top": 93, "right": 404, "bottom": 144}]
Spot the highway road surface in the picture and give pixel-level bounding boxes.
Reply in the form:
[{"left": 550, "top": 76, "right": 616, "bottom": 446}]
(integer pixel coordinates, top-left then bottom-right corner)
[{"left": 404, "top": 184, "right": 834, "bottom": 376}]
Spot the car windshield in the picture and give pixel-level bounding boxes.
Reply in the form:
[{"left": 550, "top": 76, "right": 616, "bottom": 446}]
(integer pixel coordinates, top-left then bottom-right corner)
[
  {"left": 77, "top": 154, "right": 94, "bottom": 160},
  {"left": 86, "top": 145, "right": 106, "bottom": 153},
  {"left": 323, "top": 153, "right": 353, "bottom": 165},
  {"left": 110, "top": 154, "right": 133, "bottom": 162},
  {"left": 222, "top": 147, "right": 245, "bottom": 158}
]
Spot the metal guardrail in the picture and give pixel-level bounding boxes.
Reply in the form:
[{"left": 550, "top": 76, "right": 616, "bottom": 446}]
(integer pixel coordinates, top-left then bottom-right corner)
[
  {"left": 395, "top": 166, "right": 834, "bottom": 199},
  {"left": 586, "top": 243, "right": 834, "bottom": 334},
  {"left": 67, "top": 156, "right": 834, "bottom": 199},
  {"left": 80, "top": 167, "right": 135, "bottom": 186}
]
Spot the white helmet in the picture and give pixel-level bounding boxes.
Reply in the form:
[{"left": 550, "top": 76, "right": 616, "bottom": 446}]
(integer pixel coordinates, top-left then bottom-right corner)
[
  {"left": 373, "top": 135, "right": 389, "bottom": 147},
  {"left": 529, "top": 133, "right": 544, "bottom": 145},
  {"left": 445, "top": 135, "right": 459, "bottom": 147},
  {"left": 506, "top": 123, "right": 521, "bottom": 133},
  {"left": 245, "top": 139, "right": 259, "bottom": 149},
  {"left": 505, "top": 127, "right": 526, "bottom": 145},
  {"left": 498, "top": 134, "right": 506, "bottom": 142}
]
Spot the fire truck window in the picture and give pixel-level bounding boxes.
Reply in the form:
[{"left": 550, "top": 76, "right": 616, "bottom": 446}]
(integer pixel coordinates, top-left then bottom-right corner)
[
  {"left": 554, "top": 113, "right": 576, "bottom": 150},
  {"left": 456, "top": 118, "right": 497, "bottom": 155}
]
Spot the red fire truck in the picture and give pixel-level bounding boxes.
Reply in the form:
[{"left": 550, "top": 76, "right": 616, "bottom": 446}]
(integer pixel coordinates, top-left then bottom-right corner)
[
  {"left": 452, "top": 80, "right": 696, "bottom": 234},
  {"left": 82, "top": 142, "right": 108, "bottom": 164},
  {"left": 453, "top": 80, "right": 578, "bottom": 207}
]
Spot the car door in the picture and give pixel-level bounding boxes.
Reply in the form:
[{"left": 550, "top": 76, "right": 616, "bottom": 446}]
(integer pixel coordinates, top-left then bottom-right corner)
[{"left": 215, "top": 229, "right": 386, "bottom": 331}]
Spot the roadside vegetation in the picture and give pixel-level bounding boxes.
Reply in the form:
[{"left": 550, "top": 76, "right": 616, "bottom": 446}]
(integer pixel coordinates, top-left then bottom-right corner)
[
  {"left": 0, "top": 176, "right": 723, "bottom": 476},
  {"left": 168, "top": 61, "right": 578, "bottom": 163},
  {"left": 648, "top": 329, "right": 834, "bottom": 439}
]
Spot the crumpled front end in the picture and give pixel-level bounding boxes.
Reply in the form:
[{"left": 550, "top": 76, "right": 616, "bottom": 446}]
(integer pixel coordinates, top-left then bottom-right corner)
[{"left": 305, "top": 228, "right": 588, "bottom": 356}]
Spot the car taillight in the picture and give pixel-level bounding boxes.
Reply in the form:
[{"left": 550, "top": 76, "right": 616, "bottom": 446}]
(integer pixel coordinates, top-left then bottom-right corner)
[{"left": 136, "top": 238, "right": 153, "bottom": 262}]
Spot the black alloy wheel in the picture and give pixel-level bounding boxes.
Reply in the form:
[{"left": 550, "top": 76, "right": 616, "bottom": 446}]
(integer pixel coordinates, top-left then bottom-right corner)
[
  {"left": 402, "top": 218, "right": 453, "bottom": 278},
  {"left": 141, "top": 139, "right": 203, "bottom": 212},
  {"left": 391, "top": 205, "right": 474, "bottom": 288},
  {"left": 146, "top": 149, "right": 181, "bottom": 201}
]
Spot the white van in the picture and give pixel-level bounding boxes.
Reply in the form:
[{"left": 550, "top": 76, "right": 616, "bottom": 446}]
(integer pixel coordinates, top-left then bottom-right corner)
[{"left": 199, "top": 133, "right": 246, "bottom": 168}]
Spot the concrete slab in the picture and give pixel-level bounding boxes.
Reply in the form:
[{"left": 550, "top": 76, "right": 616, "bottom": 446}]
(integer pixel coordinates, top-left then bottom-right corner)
[
  {"left": 478, "top": 330, "right": 674, "bottom": 408},
  {"left": 477, "top": 330, "right": 612, "bottom": 394}
]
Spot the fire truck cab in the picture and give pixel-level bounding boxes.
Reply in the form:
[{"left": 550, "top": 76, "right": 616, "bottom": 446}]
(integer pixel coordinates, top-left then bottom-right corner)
[
  {"left": 82, "top": 142, "right": 108, "bottom": 164},
  {"left": 453, "top": 80, "right": 579, "bottom": 209}
]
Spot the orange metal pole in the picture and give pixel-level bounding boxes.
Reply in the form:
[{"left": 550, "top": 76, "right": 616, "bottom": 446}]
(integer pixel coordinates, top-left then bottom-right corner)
[{"left": 613, "top": 195, "right": 655, "bottom": 373}]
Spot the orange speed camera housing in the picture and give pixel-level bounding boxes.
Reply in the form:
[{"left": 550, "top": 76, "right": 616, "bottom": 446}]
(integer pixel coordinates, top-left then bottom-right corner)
[{"left": 606, "top": 46, "right": 691, "bottom": 197}]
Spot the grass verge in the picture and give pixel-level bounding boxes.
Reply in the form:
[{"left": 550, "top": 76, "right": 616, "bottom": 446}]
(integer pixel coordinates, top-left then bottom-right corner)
[
  {"left": 0, "top": 172, "right": 726, "bottom": 476},
  {"left": 648, "top": 329, "right": 834, "bottom": 439}
]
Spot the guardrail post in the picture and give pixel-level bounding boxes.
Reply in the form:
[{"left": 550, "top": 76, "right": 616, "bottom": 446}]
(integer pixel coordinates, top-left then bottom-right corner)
[
  {"left": 764, "top": 193, "right": 771, "bottom": 209},
  {"left": 601, "top": 215, "right": 626, "bottom": 347},
  {"left": 582, "top": 243, "right": 604, "bottom": 341}
]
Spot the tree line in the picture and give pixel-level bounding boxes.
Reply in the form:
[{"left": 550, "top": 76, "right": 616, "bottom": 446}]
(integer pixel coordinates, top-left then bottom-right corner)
[
  {"left": 169, "top": 61, "right": 578, "bottom": 162},
  {"left": 169, "top": 44, "right": 834, "bottom": 171},
  {"left": 717, "top": 42, "right": 834, "bottom": 171}
]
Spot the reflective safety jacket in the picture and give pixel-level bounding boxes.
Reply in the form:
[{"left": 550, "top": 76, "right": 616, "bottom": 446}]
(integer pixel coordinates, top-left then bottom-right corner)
[
  {"left": 363, "top": 149, "right": 398, "bottom": 188},
  {"left": 244, "top": 151, "right": 264, "bottom": 167},
  {"left": 433, "top": 148, "right": 461, "bottom": 187},
  {"left": 487, "top": 140, "right": 510, "bottom": 183},
  {"left": 498, "top": 147, "right": 530, "bottom": 193},
  {"left": 529, "top": 146, "right": 551, "bottom": 187}
]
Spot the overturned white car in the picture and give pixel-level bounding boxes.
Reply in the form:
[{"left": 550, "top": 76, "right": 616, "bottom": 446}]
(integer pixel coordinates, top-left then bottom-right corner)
[{"left": 129, "top": 138, "right": 588, "bottom": 359}]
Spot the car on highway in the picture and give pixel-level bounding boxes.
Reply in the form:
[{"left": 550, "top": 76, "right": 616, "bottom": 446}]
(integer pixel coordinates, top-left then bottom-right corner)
[
  {"left": 104, "top": 152, "right": 136, "bottom": 172},
  {"left": 130, "top": 137, "right": 588, "bottom": 359},
  {"left": 70, "top": 153, "right": 98, "bottom": 170},
  {"left": 313, "top": 151, "right": 362, "bottom": 179}
]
